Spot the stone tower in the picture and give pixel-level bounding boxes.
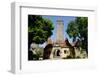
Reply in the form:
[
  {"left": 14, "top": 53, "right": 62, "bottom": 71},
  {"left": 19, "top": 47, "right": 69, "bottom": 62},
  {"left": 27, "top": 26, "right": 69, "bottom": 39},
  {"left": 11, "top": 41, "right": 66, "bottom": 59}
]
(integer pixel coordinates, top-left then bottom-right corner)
[{"left": 56, "top": 19, "right": 64, "bottom": 44}]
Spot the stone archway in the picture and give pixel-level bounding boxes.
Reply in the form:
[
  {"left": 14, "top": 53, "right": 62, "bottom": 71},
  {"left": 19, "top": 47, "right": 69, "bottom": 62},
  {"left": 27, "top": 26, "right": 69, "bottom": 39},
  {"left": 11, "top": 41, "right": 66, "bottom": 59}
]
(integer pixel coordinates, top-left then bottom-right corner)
[
  {"left": 56, "top": 49, "right": 60, "bottom": 56},
  {"left": 53, "top": 49, "right": 61, "bottom": 58}
]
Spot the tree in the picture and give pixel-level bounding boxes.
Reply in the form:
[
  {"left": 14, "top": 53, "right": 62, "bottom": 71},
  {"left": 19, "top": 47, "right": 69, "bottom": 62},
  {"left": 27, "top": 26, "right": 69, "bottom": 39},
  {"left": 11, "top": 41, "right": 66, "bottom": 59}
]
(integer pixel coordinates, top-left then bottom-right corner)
[
  {"left": 66, "top": 21, "right": 78, "bottom": 42},
  {"left": 28, "top": 15, "right": 54, "bottom": 48},
  {"left": 66, "top": 17, "right": 88, "bottom": 53}
]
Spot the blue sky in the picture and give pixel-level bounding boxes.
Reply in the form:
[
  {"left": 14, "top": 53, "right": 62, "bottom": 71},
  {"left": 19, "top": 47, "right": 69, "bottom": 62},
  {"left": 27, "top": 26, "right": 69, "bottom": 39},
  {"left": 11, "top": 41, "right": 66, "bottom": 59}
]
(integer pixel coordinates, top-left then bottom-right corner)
[{"left": 42, "top": 15, "right": 76, "bottom": 43}]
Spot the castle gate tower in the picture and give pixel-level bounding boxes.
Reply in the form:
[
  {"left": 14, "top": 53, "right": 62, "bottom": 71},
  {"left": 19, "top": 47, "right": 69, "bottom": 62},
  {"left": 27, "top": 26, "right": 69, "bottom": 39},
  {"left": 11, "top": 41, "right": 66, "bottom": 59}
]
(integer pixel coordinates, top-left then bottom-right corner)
[{"left": 56, "top": 19, "right": 64, "bottom": 44}]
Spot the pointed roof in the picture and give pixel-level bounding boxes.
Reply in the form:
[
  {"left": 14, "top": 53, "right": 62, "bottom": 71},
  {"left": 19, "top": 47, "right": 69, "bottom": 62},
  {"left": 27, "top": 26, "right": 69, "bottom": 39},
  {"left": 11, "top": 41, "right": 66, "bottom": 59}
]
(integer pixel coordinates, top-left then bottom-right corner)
[{"left": 65, "top": 38, "right": 72, "bottom": 47}]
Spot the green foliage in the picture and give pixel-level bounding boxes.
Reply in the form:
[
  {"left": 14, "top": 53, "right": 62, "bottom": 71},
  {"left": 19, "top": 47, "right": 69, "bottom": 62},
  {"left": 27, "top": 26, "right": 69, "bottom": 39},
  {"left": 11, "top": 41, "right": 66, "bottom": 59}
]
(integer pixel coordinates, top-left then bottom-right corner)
[
  {"left": 28, "top": 15, "right": 54, "bottom": 45},
  {"left": 67, "top": 21, "right": 78, "bottom": 42},
  {"left": 32, "top": 48, "right": 44, "bottom": 60},
  {"left": 66, "top": 17, "right": 88, "bottom": 52}
]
